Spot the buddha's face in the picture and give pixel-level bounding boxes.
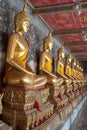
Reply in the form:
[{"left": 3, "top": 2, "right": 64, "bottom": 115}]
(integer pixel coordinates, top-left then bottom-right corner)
[
  {"left": 67, "top": 57, "right": 71, "bottom": 63},
  {"left": 74, "top": 62, "right": 76, "bottom": 66},
  {"left": 22, "top": 20, "right": 30, "bottom": 33},
  {"left": 69, "top": 58, "right": 71, "bottom": 63},
  {"left": 48, "top": 41, "right": 53, "bottom": 50},
  {"left": 19, "top": 20, "right": 30, "bottom": 34},
  {"left": 61, "top": 52, "right": 64, "bottom": 58}
]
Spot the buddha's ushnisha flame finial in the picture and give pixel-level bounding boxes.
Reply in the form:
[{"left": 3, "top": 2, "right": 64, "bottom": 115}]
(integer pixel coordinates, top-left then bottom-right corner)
[
  {"left": 48, "top": 31, "right": 52, "bottom": 36},
  {"left": 23, "top": 3, "right": 28, "bottom": 12},
  {"left": 61, "top": 45, "right": 64, "bottom": 51},
  {"left": 67, "top": 53, "right": 71, "bottom": 58}
]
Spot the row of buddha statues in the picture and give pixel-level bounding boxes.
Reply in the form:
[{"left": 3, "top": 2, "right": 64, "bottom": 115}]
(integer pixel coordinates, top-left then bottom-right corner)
[{"left": 0, "top": 3, "right": 87, "bottom": 130}]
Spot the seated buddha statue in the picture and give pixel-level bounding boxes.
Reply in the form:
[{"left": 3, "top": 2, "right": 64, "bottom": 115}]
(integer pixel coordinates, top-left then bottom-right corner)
[
  {"left": 3, "top": 4, "right": 47, "bottom": 88},
  {"left": 56, "top": 46, "right": 69, "bottom": 107},
  {"left": 79, "top": 66, "right": 83, "bottom": 79},
  {"left": 65, "top": 54, "right": 75, "bottom": 100},
  {"left": 81, "top": 67, "right": 84, "bottom": 79},
  {"left": 75, "top": 62, "right": 81, "bottom": 95},
  {"left": 56, "top": 47, "right": 71, "bottom": 85},
  {"left": 71, "top": 59, "right": 76, "bottom": 79},
  {"left": 56, "top": 46, "right": 68, "bottom": 79},
  {"left": 80, "top": 67, "right": 86, "bottom": 93},
  {"left": 65, "top": 54, "right": 73, "bottom": 80},
  {"left": 39, "top": 32, "right": 63, "bottom": 110},
  {"left": 71, "top": 59, "right": 79, "bottom": 96},
  {"left": 77, "top": 65, "right": 83, "bottom": 93},
  {"left": 2, "top": 4, "right": 54, "bottom": 128},
  {"left": 39, "top": 31, "right": 63, "bottom": 87}
]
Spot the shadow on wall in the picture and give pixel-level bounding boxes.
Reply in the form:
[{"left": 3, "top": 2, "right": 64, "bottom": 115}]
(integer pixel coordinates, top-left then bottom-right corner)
[{"left": 0, "top": 31, "right": 8, "bottom": 92}]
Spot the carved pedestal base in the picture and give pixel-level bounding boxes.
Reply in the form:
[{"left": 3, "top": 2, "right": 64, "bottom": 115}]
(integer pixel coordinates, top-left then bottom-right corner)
[
  {"left": 83, "top": 89, "right": 87, "bottom": 97},
  {"left": 77, "top": 95, "right": 82, "bottom": 103},
  {"left": 68, "top": 93, "right": 75, "bottom": 102},
  {"left": 75, "top": 90, "right": 80, "bottom": 97},
  {"left": 1, "top": 85, "right": 53, "bottom": 130},
  {"left": 57, "top": 103, "right": 72, "bottom": 120},
  {"left": 46, "top": 84, "right": 68, "bottom": 110},
  {"left": 71, "top": 98, "right": 78, "bottom": 109},
  {"left": 32, "top": 113, "right": 61, "bottom": 130},
  {"left": 79, "top": 88, "right": 83, "bottom": 94}
]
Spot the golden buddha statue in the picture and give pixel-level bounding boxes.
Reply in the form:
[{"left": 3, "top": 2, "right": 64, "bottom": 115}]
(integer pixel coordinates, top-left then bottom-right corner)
[
  {"left": 65, "top": 54, "right": 75, "bottom": 101},
  {"left": 65, "top": 54, "right": 73, "bottom": 79},
  {"left": 71, "top": 59, "right": 79, "bottom": 95},
  {"left": 56, "top": 45, "right": 68, "bottom": 79},
  {"left": 76, "top": 62, "right": 83, "bottom": 94},
  {"left": 77, "top": 65, "right": 83, "bottom": 93},
  {"left": 39, "top": 31, "right": 63, "bottom": 86},
  {"left": 71, "top": 59, "right": 76, "bottom": 79},
  {"left": 3, "top": 3, "right": 47, "bottom": 88},
  {"left": 56, "top": 46, "right": 68, "bottom": 105},
  {"left": 39, "top": 32, "right": 64, "bottom": 111},
  {"left": 2, "top": 4, "right": 54, "bottom": 129}
]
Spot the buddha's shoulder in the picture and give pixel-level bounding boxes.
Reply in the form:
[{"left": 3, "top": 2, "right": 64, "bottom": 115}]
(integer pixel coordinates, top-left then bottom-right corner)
[
  {"left": 41, "top": 51, "right": 49, "bottom": 55},
  {"left": 9, "top": 33, "right": 20, "bottom": 39}
]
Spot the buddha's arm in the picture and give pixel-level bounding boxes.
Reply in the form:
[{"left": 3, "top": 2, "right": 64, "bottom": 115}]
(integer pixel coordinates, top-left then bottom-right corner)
[
  {"left": 6, "top": 34, "right": 35, "bottom": 76},
  {"left": 72, "top": 70, "right": 76, "bottom": 79},
  {"left": 56, "top": 60, "right": 60, "bottom": 74},
  {"left": 56, "top": 60, "right": 67, "bottom": 79},
  {"left": 65, "top": 65, "right": 73, "bottom": 79},
  {"left": 39, "top": 52, "right": 57, "bottom": 78},
  {"left": 25, "top": 63, "right": 35, "bottom": 73}
]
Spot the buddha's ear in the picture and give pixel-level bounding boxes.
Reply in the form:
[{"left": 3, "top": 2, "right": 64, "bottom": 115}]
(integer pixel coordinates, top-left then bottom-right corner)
[
  {"left": 25, "top": 39, "right": 30, "bottom": 47},
  {"left": 15, "top": 23, "right": 19, "bottom": 33},
  {"left": 23, "top": 3, "right": 28, "bottom": 12}
]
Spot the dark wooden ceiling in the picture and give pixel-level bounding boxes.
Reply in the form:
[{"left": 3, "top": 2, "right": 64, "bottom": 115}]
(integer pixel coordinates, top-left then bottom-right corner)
[{"left": 28, "top": 0, "right": 87, "bottom": 63}]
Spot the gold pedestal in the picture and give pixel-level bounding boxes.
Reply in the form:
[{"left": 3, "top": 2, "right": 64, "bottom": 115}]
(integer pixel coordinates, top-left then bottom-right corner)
[
  {"left": 78, "top": 94, "right": 82, "bottom": 103},
  {"left": 33, "top": 113, "right": 61, "bottom": 130},
  {"left": 46, "top": 84, "right": 68, "bottom": 110},
  {"left": 68, "top": 93, "right": 75, "bottom": 102},
  {"left": 71, "top": 98, "right": 78, "bottom": 109},
  {"left": 1, "top": 85, "right": 53, "bottom": 130},
  {"left": 57, "top": 103, "right": 72, "bottom": 120},
  {"left": 75, "top": 90, "right": 80, "bottom": 97}
]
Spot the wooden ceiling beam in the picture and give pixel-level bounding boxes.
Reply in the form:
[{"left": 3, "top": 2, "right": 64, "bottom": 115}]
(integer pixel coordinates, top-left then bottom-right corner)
[
  {"left": 75, "top": 54, "right": 87, "bottom": 57},
  {"left": 76, "top": 56, "right": 87, "bottom": 58},
  {"left": 78, "top": 59, "right": 87, "bottom": 61},
  {"left": 52, "top": 28, "right": 87, "bottom": 35},
  {"left": 33, "top": 2, "right": 87, "bottom": 15},
  {"left": 76, "top": 56, "right": 87, "bottom": 61},
  {"left": 64, "top": 41, "right": 87, "bottom": 46},
  {"left": 71, "top": 50, "right": 87, "bottom": 53}
]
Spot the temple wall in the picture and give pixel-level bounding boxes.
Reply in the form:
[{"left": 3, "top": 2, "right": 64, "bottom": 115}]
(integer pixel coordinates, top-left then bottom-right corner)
[
  {"left": 0, "top": 0, "right": 69, "bottom": 83},
  {"left": 0, "top": 1, "right": 87, "bottom": 130}
]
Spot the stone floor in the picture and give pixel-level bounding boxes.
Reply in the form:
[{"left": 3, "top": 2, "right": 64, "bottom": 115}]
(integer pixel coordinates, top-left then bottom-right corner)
[{"left": 70, "top": 104, "right": 87, "bottom": 130}]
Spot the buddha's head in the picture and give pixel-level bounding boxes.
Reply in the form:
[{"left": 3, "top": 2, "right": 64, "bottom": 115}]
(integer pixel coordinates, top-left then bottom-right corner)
[
  {"left": 71, "top": 59, "right": 76, "bottom": 68},
  {"left": 58, "top": 45, "right": 65, "bottom": 59},
  {"left": 81, "top": 66, "right": 83, "bottom": 72},
  {"left": 76, "top": 61, "right": 79, "bottom": 70},
  {"left": 66, "top": 54, "right": 72, "bottom": 64},
  {"left": 14, "top": 3, "right": 30, "bottom": 34},
  {"left": 43, "top": 31, "right": 53, "bottom": 51}
]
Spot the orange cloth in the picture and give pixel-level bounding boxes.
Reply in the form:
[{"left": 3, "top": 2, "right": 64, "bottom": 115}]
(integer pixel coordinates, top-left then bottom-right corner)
[{"left": 44, "top": 59, "right": 52, "bottom": 72}]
